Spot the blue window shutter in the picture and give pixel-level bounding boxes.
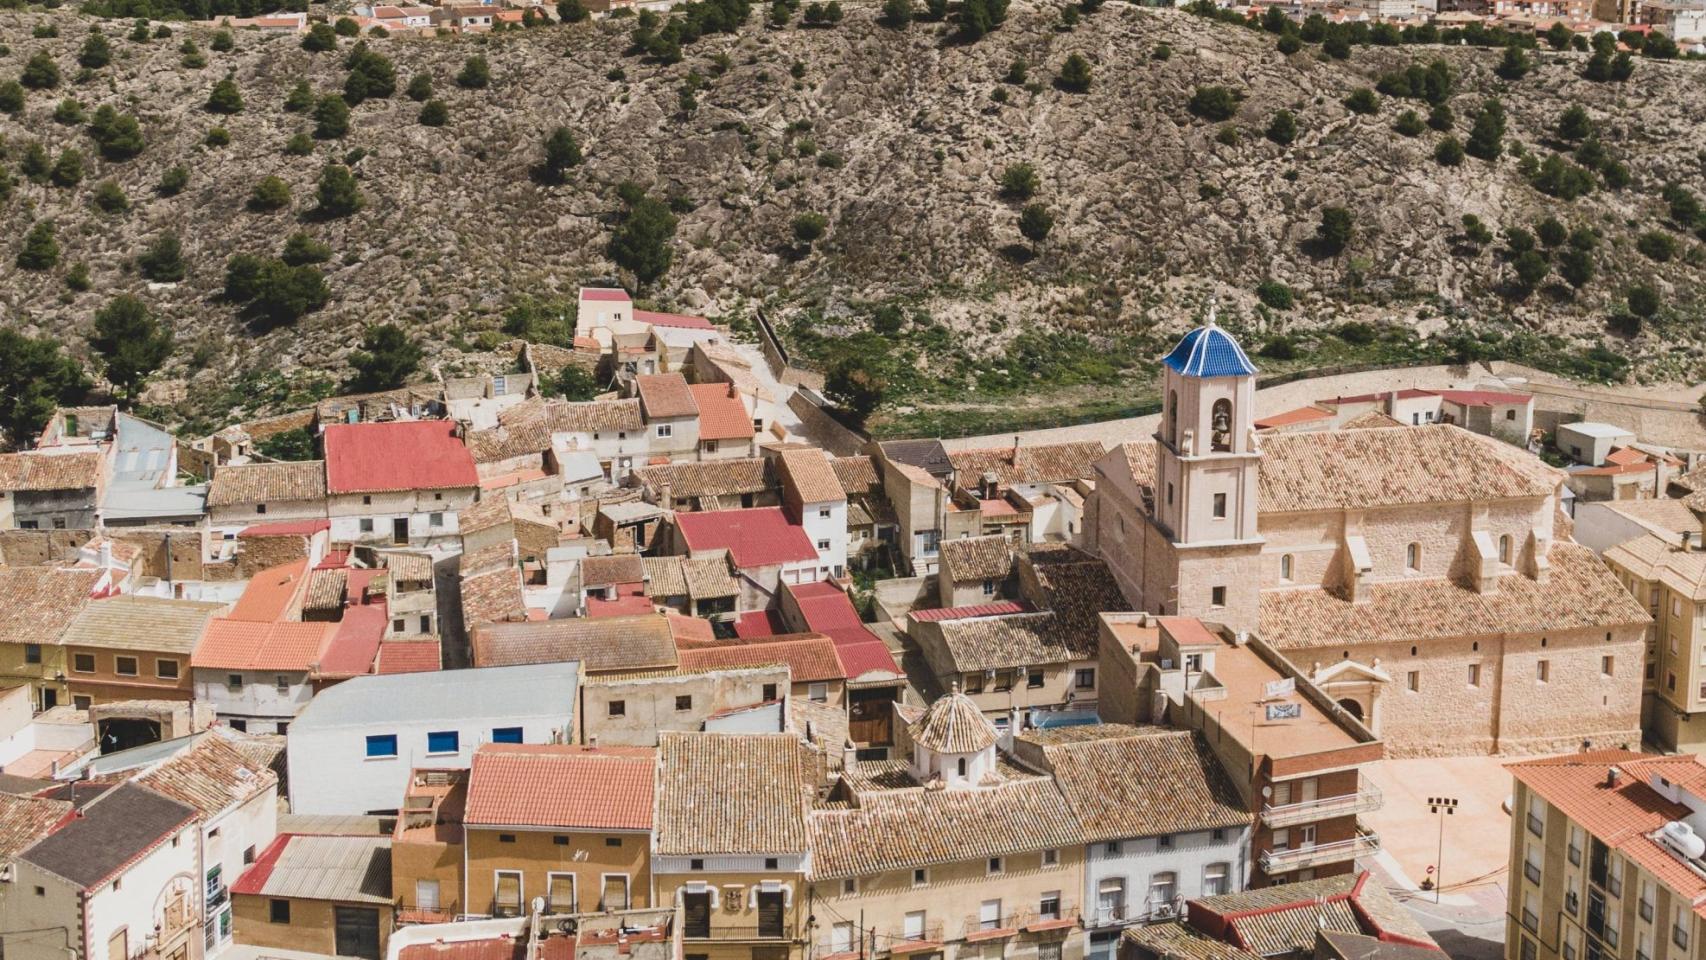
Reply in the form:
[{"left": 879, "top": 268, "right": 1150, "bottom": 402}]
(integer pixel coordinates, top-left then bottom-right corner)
[
  {"left": 365, "top": 734, "right": 397, "bottom": 758},
  {"left": 492, "top": 727, "right": 524, "bottom": 744},
  {"left": 427, "top": 730, "right": 459, "bottom": 754}
]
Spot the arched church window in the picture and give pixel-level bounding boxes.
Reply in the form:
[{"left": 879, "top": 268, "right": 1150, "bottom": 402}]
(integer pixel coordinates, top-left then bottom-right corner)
[
  {"left": 1167, "top": 391, "right": 1179, "bottom": 445},
  {"left": 1210, "top": 399, "right": 1233, "bottom": 452}
]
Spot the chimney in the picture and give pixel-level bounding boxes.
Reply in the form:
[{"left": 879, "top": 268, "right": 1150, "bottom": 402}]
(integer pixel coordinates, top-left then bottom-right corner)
[
  {"left": 1684, "top": 531, "right": 1694, "bottom": 553},
  {"left": 587, "top": 734, "right": 598, "bottom": 750},
  {"left": 1607, "top": 766, "right": 1621, "bottom": 788}
]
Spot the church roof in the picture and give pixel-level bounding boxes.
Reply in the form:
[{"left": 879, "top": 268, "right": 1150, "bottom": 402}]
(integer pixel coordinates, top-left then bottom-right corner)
[
  {"left": 1161, "top": 323, "right": 1257, "bottom": 379},
  {"left": 909, "top": 690, "right": 998, "bottom": 754}
]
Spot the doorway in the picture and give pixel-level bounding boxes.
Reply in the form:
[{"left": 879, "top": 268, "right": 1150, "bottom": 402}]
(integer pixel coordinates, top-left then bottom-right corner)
[
  {"left": 756, "top": 890, "right": 785, "bottom": 939},
  {"left": 334, "top": 906, "right": 381, "bottom": 960},
  {"left": 1337, "top": 699, "right": 1364, "bottom": 722},
  {"left": 392, "top": 518, "right": 409, "bottom": 545},
  {"left": 683, "top": 892, "right": 711, "bottom": 939}
]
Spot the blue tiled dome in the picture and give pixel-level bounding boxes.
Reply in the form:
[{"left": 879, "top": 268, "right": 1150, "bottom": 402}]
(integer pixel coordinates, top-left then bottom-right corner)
[{"left": 1161, "top": 323, "right": 1258, "bottom": 378}]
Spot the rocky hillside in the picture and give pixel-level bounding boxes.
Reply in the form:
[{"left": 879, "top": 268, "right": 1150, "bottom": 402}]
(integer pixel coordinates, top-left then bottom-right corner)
[{"left": 2, "top": 3, "right": 1704, "bottom": 434}]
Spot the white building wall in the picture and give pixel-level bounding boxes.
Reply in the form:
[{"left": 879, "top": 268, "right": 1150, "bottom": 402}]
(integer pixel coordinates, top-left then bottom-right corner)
[
  {"left": 1081, "top": 826, "right": 1250, "bottom": 931},
  {"left": 800, "top": 499, "right": 848, "bottom": 578},
  {"left": 286, "top": 712, "right": 572, "bottom": 816},
  {"left": 327, "top": 489, "right": 476, "bottom": 547},
  {"left": 192, "top": 669, "right": 314, "bottom": 732},
  {"left": 203, "top": 785, "right": 280, "bottom": 956},
  {"left": 84, "top": 823, "right": 201, "bottom": 960}
]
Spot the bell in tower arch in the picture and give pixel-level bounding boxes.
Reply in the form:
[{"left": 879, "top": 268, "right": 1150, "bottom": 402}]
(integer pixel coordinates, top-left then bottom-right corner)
[{"left": 1210, "top": 398, "right": 1233, "bottom": 452}]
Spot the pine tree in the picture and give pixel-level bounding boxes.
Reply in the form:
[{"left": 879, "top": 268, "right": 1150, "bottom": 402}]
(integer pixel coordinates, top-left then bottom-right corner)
[
  {"left": 17, "top": 220, "right": 59, "bottom": 271},
  {"left": 91, "top": 295, "right": 173, "bottom": 403}
]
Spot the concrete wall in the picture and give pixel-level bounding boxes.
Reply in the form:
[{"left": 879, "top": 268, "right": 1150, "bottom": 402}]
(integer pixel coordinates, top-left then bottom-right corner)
[
  {"left": 194, "top": 668, "right": 314, "bottom": 731},
  {"left": 1082, "top": 827, "right": 1250, "bottom": 929},
  {"left": 579, "top": 666, "right": 788, "bottom": 747},
  {"left": 464, "top": 827, "right": 651, "bottom": 917},
  {"left": 233, "top": 894, "right": 393, "bottom": 959},
  {"left": 328, "top": 489, "right": 477, "bottom": 547}
]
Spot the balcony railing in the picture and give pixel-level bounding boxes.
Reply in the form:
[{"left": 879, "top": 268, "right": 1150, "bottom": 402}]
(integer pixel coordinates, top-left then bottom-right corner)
[
  {"left": 1260, "top": 824, "right": 1380, "bottom": 874},
  {"left": 1017, "top": 906, "right": 1080, "bottom": 933},
  {"left": 1085, "top": 901, "right": 1185, "bottom": 928},
  {"left": 682, "top": 924, "right": 789, "bottom": 941},
  {"left": 961, "top": 913, "right": 1024, "bottom": 941},
  {"left": 1261, "top": 781, "right": 1384, "bottom": 828},
  {"left": 883, "top": 922, "right": 945, "bottom": 955},
  {"left": 396, "top": 900, "right": 461, "bottom": 925}
]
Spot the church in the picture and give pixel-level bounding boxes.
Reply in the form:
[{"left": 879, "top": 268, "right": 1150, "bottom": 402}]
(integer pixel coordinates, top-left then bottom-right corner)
[{"left": 1083, "top": 322, "right": 1651, "bottom": 757}]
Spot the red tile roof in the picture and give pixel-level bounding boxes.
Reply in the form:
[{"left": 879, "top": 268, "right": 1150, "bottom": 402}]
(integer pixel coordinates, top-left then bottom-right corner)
[
  {"left": 667, "top": 614, "right": 715, "bottom": 644},
  {"left": 1321, "top": 388, "right": 1439, "bottom": 405},
  {"left": 636, "top": 309, "right": 714, "bottom": 331},
  {"left": 1254, "top": 406, "right": 1335, "bottom": 430},
  {"left": 1433, "top": 389, "right": 1532, "bottom": 407},
  {"left": 228, "top": 560, "right": 309, "bottom": 622},
  {"left": 679, "top": 636, "right": 847, "bottom": 683},
  {"left": 315, "top": 602, "right": 389, "bottom": 678},
  {"left": 323, "top": 421, "right": 478, "bottom": 495},
  {"left": 634, "top": 374, "right": 698, "bottom": 420},
  {"left": 586, "top": 595, "right": 657, "bottom": 618},
  {"left": 733, "top": 610, "right": 787, "bottom": 638},
  {"left": 375, "top": 638, "right": 442, "bottom": 674},
  {"left": 676, "top": 508, "right": 816, "bottom": 568},
  {"left": 834, "top": 637, "right": 903, "bottom": 679},
  {"left": 465, "top": 744, "right": 655, "bottom": 830},
  {"left": 909, "top": 601, "right": 1032, "bottom": 622},
  {"left": 788, "top": 581, "right": 865, "bottom": 631},
  {"left": 192, "top": 619, "right": 336, "bottom": 671},
  {"left": 689, "top": 383, "right": 755, "bottom": 441},
  {"left": 580, "top": 288, "right": 631, "bottom": 303},
  {"left": 1508, "top": 751, "right": 1706, "bottom": 917},
  {"left": 238, "top": 519, "right": 330, "bottom": 538}
]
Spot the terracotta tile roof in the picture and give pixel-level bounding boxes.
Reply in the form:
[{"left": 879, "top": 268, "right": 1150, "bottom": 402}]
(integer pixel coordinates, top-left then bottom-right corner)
[
  {"left": 1033, "top": 729, "right": 1250, "bottom": 842},
  {"left": 829, "top": 456, "right": 881, "bottom": 497},
  {"left": 909, "top": 601, "right": 1032, "bottom": 623},
  {"left": 1508, "top": 750, "right": 1706, "bottom": 917},
  {"left": 240, "top": 519, "right": 330, "bottom": 537},
  {"left": 317, "top": 601, "right": 390, "bottom": 679},
  {"left": 0, "top": 567, "right": 100, "bottom": 647},
  {"left": 472, "top": 615, "right": 677, "bottom": 672},
  {"left": 1254, "top": 406, "right": 1335, "bottom": 430},
  {"left": 1120, "top": 922, "right": 1252, "bottom": 960},
  {"left": 466, "top": 744, "right": 655, "bottom": 830},
  {"left": 228, "top": 560, "right": 310, "bottom": 622},
  {"left": 835, "top": 639, "right": 904, "bottom": 680},
  {"left": 807, "top": 775, "right": 1082, "bottom": 879},
  {"left": 634, "top": 374, "right": 698, "bottom": 420},
  {"left": 678, "top": 636, "right": 847, "bottom": 683},
  {"left": 788, "top": 581, "right": 865, "bottom": 631},
  {"left": 130, "top": 734, "right": 277, "bottom": 817},
  {"left": 1193, "top": 872, "right": 1439, "bottom": 954},
  {"left": 192, "top": 619, "right": 335, "bottom": 671},
  {"left": 207, "top": 460, "right": 326, "bottom": 507},
  {"left": 939, "top": 534, "right": 1013, "bottom": 583},
  {"left": 460, "top": 566, "right": 527, "bottom": 628},
  {"left": 909, "top": 690, "right": 997, "bottom": 753},
  {"left": 642, "top": 557, "right": 688, "bottom": 596},
  {"left": 655, "top": 732, "right": 811, "bottom": 855},
  {"left": 929, "top": 611, "right": 1095, "bottom": 672},
  {"left": 467, "top": 400, "right": 552, "bottom": 464},
  {"left": 60, "top": 596, "right": 226, "bottom": 655},
  {"left": 303, "top": 568, "right": 348, "bottom": 615},
  {"left": 947, "top": 441, "right": 1105, "bottom": 487},
  {"left": 676, "top": 507, "right": 817, "bottom": 568},
  {"left": 380, "top": 551, "right": 435, "bottom": 585},
  {"left": 582, "top": 554, "right": 645, "bottom": 587},
  {"left": 0, "top": 792, "right": 72, "bottom": 861},
  {"left": 375, "top": 638, "right": 442, "bottom": 674},
  {"left": 462, "top": 541, "right": 518, "bottom": 578},
  {"left": 777, "top": 448, "right": 845, "bottom": 505},
  {"left": 666, "top": 613, "right": 715, "bottom": 643},
  {"left": 1434, "top": 389, "right": 1533, "bottom": 407},
  {"left": 580, "top": 287, "right": 631, "bottom": 303},
  {"left": 324, "top": 421, "right": 478, "bottom": 495},
  {"left": 0, "top": 451, "right": 103, "bottom": 492},
  {"left": 634, "top": 458, "right": 772, "bottom": 501},
  {"left": 688, "top": 383, "right": 754, "bottom": 442},
  {"left": 1259, "top": 543, "right": 1650, "bottom": 649},
  {"left": 547, "top": 398, "right": 643, "bottom": 434},
  {"left": 1340, "top": 411, "right": 1405, "bottom": 429}
]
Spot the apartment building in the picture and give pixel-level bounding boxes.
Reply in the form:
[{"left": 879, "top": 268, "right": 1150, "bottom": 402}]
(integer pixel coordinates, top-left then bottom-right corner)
[
  {"left": 323, "top": 420, "right": 479, "bottom": 548},
  {"left": 59, "top": 596, "right": 225, "bottom": 709},
  {"left": 1505, "top": 750, "right": 1706, "bottom": 960},
  {"left": 1603, "top": 530, "right": 1706, "bottom": 751}
]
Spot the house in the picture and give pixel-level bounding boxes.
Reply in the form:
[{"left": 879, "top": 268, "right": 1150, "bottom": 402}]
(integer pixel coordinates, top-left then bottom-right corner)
[
  {"left": 76, "top": 732, "right": 280, "bottom": 958},
  {"left": 1085, "top": 321, "right": 1651, "bottom": 758},
  {"left": 190, "top": 559, "right": 334, "bottom": 734},
  {"left": 454, "top": 743, "right": 657, "bottom": 917},
  {"left": 774, "top": 580, "right": 906, "bottom": 748},
  {"left": 936, "top": 534, "right": 1015, "bottom": 607},
  {"left": 231, "top": 834, "right": 394, "bottom": 960},
  {"left": 1, "top": 783, "right": 200, "bottom": 960},
  {"left": 1010, "top": 725, "right": 1252, "bottom": 958},
  {"left": 871, "top": 440, "right": 979, "bottom": 577},
  {"left": 1567, "top": 445, "right": 1681, "bottom": 503},
  {"left": 100, "top": 413, "right": 207, "bottom": 528},
  {"left": 805, "top": 692, "right": 1086, "bottom": 960},
  {"left": 376, "top": 550, "right": 439, "bottom": 637},
  {"left": 581, "top": 662, "right": 791, "bottom": 746},
  {"left": 775, "top": 447, "right": 849, "bottom": 579},
  {"left": 678, "top": 634, "right": 850, "bottom": 705},
  {"left": 632, "top": 458, "right": 776, "bottom": 513},
  {"left": 634, "top": 374, "right": 702, "bottom": 460},
  {"left": 59, "top": 596, "right": 226, "bottom": 709},
  {"left": 653, "top": 732, "right": 814, "bottom": 958},
  {"left": 1556, "top": 421, "right": 1638, "bottom": 466},
  {"left": 285, "top": 661, "right": 580, "bottom": 815},
  {"left": 206, "top": 460, "right": 328, "bottom": 537},
  {"left": 640, "top": 554, "right": 742, "bottom": 619},
  {"left": 641, "top": 310, "right": 723, "bottom": 371},
  {"left": 575, "top": 287, "right": 638, "bottom": 350},
  {"left": 1571, "top": 497, "right": 1699, "bottom": 555},
  {"left": 946, "top": 441, "right": 1104, "bottom": 545},
  {"left": 1099, "top": 616, "right": 1385, "bottom": 889},
  {"left": 542, "top": 398, "right": 647, "bottom": 482},
  {"left": 672, "top": 507, "right": 822, "bottom": 607},
  {"left": 383, "top": 907, "right": 680, "bottom": 960},
  {"left": 688, "top": 382, "right": 757, "bottom": 459},
  {"left": 1601, "top": 524, "right": 1706, "bottom": 750},
  {"left": 471, "top": 614, "right": 677, "bottom": 674},
  {"left": 323, "top": 421, "right": 479, "bottom": 548},
  {"left": 829, "top": 455, "right": 899, "bottom": 561},
  {"left": 433, "top": 4, "right": 496, "bottom": 28},
  {"left": 0, "top": 566, "right": 102, "bottom": 712},
  {"left": 0, "top": 451, "right": 105, "bottom": 530},
  {"left": 1503, "top": 750, "right": 1706, "bottom": 960},
  {"left": 1121, "top": 872, "right": 1441, "bottom": 959},
  {"left": 0, "top": 685, "right": 99, "bottom": 778}
]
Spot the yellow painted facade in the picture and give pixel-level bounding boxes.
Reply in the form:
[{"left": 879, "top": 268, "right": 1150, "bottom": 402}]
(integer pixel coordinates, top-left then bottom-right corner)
[{"left": 465, "top": 827, "right": 652, "bottom": 918}]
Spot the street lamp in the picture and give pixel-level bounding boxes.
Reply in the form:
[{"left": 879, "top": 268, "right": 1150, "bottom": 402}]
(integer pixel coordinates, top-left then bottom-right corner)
[{"left": 1423, "top": 796, "right": 1459, "bottom": 905}]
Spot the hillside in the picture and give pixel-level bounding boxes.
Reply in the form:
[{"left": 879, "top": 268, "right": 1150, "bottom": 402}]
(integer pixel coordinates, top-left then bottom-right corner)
[{"left": 1, "top": 3, "right": 1704, "bottom": 436}]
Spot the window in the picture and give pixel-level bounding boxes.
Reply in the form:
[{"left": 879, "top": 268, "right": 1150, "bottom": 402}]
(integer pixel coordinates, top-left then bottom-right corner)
[
  {"left": 1506, "top": 409, "right": 1517, "bottom": 421},
  {"left": 675, "top": 695, "right": 693, "bottom": 711},
  {"left": 988, "top": 857, "right": 1004, "bottom": 875},
  {"left": 1405, "top": 542, "right": 1421, "bottom": 570},
  {"left": 156, "top": 659, "right": 179, "bottom": 680},
  {"left": 981, "top": 577, "right": 996, "bottom": 597},
  {"left": 656, "top": 424, "right": 673, "bottom": 438},
  {"left": 1148, "top": 872, "right": 1178, "bottom": 912},
  {"left": 430, "top": 512, "right": 444, "bottom": 528},
  {"left": 702, "top": 440, "right": 719, "bottom": 454},
  {"left": 23, "top": 644, "right": 39, "bottom": 665},
  {"left": 1203, "top": 863, "right": 1230, "bottom": 896},
  {"left": 831, "top": 922, "right": 855, "bottom": 954},
  {"left": 606, "top": 838, "right": 623, "bottom": 848},
  {"left": 903, "top": 911, "right": 927, "bottom": 941},
  {"left": 427, "top": 731, "right": 459, "bottom": 755},
  {"left": 841, "top": 878, "right": 857, "bottom": 896},
  {"left": 269, "top": 899, "right": 291, "bottom": 924},
  {"left": 256, "top": 503, "right": 268, "bottom": 515},
  {"left": 1212, "top": 493, "right": 1227, "bottom": 519},
  {"left": 363, "top": 495, "right": 373, "bottom": 505},
  {"left": 965, "top": 672, "right": 984, "bottom": 694},
  {"left": 1038, "top": 890, "right": 1061, "bottom": 921},
  {"left": 554, "top": 836, "right": 569, "bottom": 846},
  {"left": 1467, "top": 663, "right": 1480, "bottom": 687},
  {"left": 1537, "top": 660, "right": 1550, "bottom": 683},
  {"left": 72, "top": 653, "right": 95, "bottom": 673},
  {"left": 957, "top": 757, "right": 968, "bottom": 777},
  {"left": 359, "top": 519, "right": 374, "bottom": 533},
  {"left": 494, "top": 872, "right": 523, "bottom": 918},
  {"left": 979, "top": 899, "right": 1003, "bottom": 931},
  {"left": 1097, "top": 878, "right": 1126, "bottom": 921},
  {"left": 1210, "top": 586, "right": 1226, "bottom": 607},
  {"left": 115, "top": 656, "right": 138, "bottom": 677},
  {"left": 1075, "top": 668, "right": 1096, "bottom": 690},
  {"left": 1406, "top": 670, "right": 1419, "bottom": 692},
  {"left": 1042, "top": 847, "right": 1059, "bottom": 867},
  {"left": 1499, "top": 534, "right": 1513, "bottom": 564},
  {"left": 365, "top": 734, "right": 398, "bottom": 758},
  {"left": 394, "top": 619, "right": 406, "bottom": 633},
  {"left": 244, "top": 845, "right": 257, "bottom": 864},
  {"left": 912, "top": 868, "right": 928, "bottom": 888},
  {"left": 499, "top": 834, "right": 517, "bottom": 844},
  {"left": 1210, "top": 399, "right": 1233, "bottom": 451},
  {"left": 762, "top": 683, "right": 778, "bottom": 700},
  {"left": 1156, "top": 834, "right": 1173, "bottom": 851},
  {"left": 609, "top": 700, "right": 626, "bottom": 717},
  {"left": 1166, "top": 482, "right": 1175, "bottom": 506},
  {"left": 1279, "top": 554, "right": 1293, "bottom": 581},
  {"left": 808, "top": 683, "right": 828, "bottom": 702}
]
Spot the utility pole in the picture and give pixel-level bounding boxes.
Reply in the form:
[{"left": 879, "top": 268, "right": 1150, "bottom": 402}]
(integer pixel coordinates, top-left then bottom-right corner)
[{"left": 1426, "top": 796, "right": 1458, "bottom": 904}]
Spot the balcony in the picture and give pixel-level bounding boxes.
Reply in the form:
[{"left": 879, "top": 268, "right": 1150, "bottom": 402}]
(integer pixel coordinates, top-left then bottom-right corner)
[
  {"left": 682, "top": 924, "right": 789, "bottom": 942},
  {"left": 1260, "top": 824, "right": 1380, "bottom": 874},
  {"left": 883, "top": 922, "right": 944, "bottom": 956},
  {"left": 1018, "top": 906, "right": 1080, "bottom": 934},
  {"left": 961, "top": 913, "right": 1023, "bottom": 943},
  {"left": 1261, "top": 781, "right": 1384, "bottom": 829},
  {"left": 396, "top": 900, "right": 460, "bottom": 925}
]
